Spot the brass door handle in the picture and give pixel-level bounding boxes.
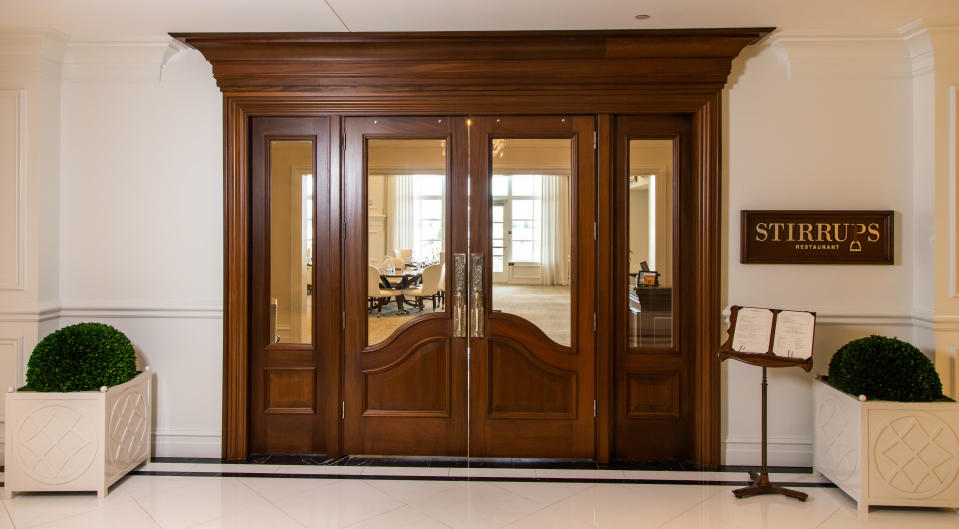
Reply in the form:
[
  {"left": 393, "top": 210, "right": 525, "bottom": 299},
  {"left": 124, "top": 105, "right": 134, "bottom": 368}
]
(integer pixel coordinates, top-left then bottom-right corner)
[
  {"left": 453, "top": 253, "right": 467, "bottom": 337},
  {"left": 470, "top": 253, "right": 484, "bottom": 338},
  {"left": 270, "top": 298, "right": 280, "bottom": 344}
]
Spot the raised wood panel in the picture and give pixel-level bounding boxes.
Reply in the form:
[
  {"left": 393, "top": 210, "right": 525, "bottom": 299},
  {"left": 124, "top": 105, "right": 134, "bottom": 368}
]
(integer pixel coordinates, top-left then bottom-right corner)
[
  {"left": 364, "top": 338, "right": 450, "bottom": 417},
  {"left": 626, "top": 373, "right": 680, "bottom": 420},
  {"left": 488, "top": 338, "right": 576, "bottom": 419},
  {"left": 0, "top": 90, "right": 24, "bottom": 290},
  {"left": 264, "top": 367, "right": 315, "bottom": 413}
]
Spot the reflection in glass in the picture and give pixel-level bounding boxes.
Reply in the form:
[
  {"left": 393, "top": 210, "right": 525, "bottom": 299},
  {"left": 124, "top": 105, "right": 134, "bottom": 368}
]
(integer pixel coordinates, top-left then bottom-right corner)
[
  {"left": 491, "top": 139, "right": 572, "bottom": 346},
  {"left": 367, "top": 139, "right": 447, "bottom": 346},
  {"left": 627, "top": 139, "right": 674, "bottom": 347},
  {"left": 270, "top": 140, "right": 313, "bottom": 344}
]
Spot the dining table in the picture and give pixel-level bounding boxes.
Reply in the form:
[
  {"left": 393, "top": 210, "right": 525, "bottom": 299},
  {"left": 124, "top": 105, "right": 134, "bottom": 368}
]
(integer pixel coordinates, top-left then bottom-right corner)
[{"left": 379, "top": 268, "right": 424, "bottom": 315}]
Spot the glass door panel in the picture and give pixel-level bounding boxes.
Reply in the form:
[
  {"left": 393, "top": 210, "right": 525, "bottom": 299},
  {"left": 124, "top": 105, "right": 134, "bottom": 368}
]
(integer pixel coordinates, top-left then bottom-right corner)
[
  {"left": 489, "top": 139, "right": 572, "bottom": 347},
  {"left": 366, "top": 139, "right": 447, "bottom": 346},
  {"left": 270, "top": 140, "right": 313, "bottom": 345},
  {"left": 627, "top": 139, "right": 674, "bottom": 348}
]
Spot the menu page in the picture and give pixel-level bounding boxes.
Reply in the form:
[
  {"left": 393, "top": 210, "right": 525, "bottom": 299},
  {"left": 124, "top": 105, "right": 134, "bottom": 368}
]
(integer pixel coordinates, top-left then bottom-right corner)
[
  {"left": 731, "top": 308, "right": 774, "bottom": 354},
  {"left": 771, "top": 311, "right": 815, "bottom": 358}
]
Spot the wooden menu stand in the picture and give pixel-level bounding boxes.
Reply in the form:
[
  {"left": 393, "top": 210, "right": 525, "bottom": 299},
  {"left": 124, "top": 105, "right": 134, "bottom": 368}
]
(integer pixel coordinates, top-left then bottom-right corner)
[{"left": 718, "top": 306, "right": 815, "bottom": 502}]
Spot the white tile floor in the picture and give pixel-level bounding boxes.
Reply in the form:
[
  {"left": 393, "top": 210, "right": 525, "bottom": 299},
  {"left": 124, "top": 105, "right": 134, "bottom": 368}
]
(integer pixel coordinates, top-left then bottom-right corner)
[{"left": 1, "top": 464, "right": 957, "bottom": 528}]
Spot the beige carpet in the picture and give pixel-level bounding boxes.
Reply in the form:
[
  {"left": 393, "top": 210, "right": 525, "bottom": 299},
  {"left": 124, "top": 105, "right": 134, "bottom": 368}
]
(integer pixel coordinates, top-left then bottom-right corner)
[
  {"left": 366, "top": 285, "right": 571, "bottom": 346},
  {"left": 491, "top": 285, "right": 571, "bottom": 346}
]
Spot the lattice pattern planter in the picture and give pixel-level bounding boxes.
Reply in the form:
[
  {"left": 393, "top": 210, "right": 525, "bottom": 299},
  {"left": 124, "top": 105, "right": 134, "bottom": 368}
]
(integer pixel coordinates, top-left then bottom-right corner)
[
  {"left": 3, "top": 369, "right": 152, "bottom": 498},
  {"left": 813, "top": 377, "right": 959, "bottom": 512}
]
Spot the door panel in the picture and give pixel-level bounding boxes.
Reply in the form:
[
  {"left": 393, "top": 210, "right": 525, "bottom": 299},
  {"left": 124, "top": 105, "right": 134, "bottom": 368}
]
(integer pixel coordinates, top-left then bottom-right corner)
[
  {"left": 613, "top": 116, "right": 693, "bottom": 461},
  {"left": 250, "top": 117, "right": 331, "bottom": 454},
  {"left": 469, "top": 116, "right": 595, "bottom": 458},
  {"left": 343, "top": 117, "right": 468, "bottom": 456}
]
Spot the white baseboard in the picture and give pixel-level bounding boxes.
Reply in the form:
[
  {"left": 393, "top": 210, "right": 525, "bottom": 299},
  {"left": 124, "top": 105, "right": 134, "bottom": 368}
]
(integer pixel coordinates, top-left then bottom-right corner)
[
  {"left": 723, "top": 437, "right": 813, "bottom": 467},
  {"left": 153, "top": 430, "right": 221, "bottom": 458}
]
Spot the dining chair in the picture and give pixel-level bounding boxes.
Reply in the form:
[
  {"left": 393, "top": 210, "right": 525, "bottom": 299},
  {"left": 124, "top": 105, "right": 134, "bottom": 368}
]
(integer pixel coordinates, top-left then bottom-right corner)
[
  {"left": 368, "top": 265, "right": 397, "bottom": 315},
  {"left": 436, "top": 263, "right": 446, "bottom": 308},
  {"left": 402, "top": 263, "right": 442, "bottom": 311},
  {"left": 396, "top": 248, "right": 413, "bottom": 264}
]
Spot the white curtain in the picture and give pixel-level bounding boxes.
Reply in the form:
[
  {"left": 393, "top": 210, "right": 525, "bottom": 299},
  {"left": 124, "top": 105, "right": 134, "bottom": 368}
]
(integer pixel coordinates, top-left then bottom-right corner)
[
  {"left": 386, "top": 175, "right": 414, "bottom": 261},
  {"left": 540, "top": 174, "right": 570, "bottom": 286}
]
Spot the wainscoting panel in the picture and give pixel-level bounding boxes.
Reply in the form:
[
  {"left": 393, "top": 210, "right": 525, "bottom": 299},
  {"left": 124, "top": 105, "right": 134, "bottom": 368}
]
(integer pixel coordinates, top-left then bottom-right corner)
[
  {"left": 0, "top": 335, "right": 23, "bottom": 465},
  {"left": 0, "top": 90, "right": 25, "bottom": 290}
]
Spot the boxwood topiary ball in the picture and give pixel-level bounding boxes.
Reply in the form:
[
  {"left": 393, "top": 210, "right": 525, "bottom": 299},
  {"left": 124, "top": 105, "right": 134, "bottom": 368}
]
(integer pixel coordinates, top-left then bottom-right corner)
[
  {"left": 26, "top": 322, "right": 137, "bottom": 392},
  {"left": 827, "top": 335, "right": 943, "bottom": 402}
]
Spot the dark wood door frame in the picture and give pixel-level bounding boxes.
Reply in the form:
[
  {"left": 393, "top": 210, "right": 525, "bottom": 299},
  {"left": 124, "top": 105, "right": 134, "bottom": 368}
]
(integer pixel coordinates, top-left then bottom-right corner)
[{"left": 174, "top": 28, "right": 772, "bottom": 465}]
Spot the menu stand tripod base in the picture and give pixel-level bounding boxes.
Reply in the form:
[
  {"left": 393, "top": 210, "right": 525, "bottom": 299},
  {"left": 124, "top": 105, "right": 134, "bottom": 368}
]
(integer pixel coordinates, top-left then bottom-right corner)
[{"left": 732, "top": 471, "right": 807, "bottom": 501}]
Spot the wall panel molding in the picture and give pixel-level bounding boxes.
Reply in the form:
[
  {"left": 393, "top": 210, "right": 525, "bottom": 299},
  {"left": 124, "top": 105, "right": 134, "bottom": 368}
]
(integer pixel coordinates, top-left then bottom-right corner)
[
  {"left": 0, "top": 336, "right": 24, "bottom": 405},
  {"left": 724, "top": 435, "right": 813, "bottom": 467},
  {"left": 953, "top": 85, "right": 959, "bottom": 298},
  {"left": 0, "top": 303, "right": 222, "bottom": 323},
  {"left": 153, "top": 429, "right": 222, "bottom": 458},
  {"left": 723, "top": 306, "right": 943, "bottom": 329},
  {"left": 57, "top": 302, "right": 223, "bottom": 320},
  {"left": 0, "top": 90, "right": 26, "bottom": 291}
]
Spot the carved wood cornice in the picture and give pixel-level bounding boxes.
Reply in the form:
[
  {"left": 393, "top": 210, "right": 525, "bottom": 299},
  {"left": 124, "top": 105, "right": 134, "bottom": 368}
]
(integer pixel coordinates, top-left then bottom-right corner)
[{"left": 172, "top": 29, "right": 772, "bottom": 96}]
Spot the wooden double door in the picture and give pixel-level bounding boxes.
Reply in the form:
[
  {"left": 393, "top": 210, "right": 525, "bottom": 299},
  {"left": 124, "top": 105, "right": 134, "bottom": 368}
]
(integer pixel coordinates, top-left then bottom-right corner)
[
  {"left": 342, "top": 115, "right": 595, "bottom": 457},
  {"left": 248, "top": 113, "right": 698, "bottom": 462}
]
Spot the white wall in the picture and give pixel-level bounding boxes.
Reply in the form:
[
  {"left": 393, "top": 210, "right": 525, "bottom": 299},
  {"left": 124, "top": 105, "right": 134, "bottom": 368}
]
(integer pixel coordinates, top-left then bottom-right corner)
[
  {"left": 57, "top": 46, "right": 223, "bottom": 456},
  {"left": 722, "top": 34, "right": 926, "bottom": 465}
]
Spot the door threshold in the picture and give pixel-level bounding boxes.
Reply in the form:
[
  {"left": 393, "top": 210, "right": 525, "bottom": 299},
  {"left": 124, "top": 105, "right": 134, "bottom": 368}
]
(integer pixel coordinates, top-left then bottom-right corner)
[{"left": 331, "top": 456, "right": 600, "bottom": 469}]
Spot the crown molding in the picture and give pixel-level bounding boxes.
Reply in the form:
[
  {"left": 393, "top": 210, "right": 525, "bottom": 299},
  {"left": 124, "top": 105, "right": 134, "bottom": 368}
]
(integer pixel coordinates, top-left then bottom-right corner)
[
  {"left": 62, "top": 37, "right": 189, "bottom": 83},
  {"left": 900, "top": 19, "right": 959, "bottom": 76},
  {"left": 761, "top": 20, "right": 959, "bottom": 80},
  {"left": 0, "top": 29, "right": 68, "bottom": 78},
  {"left": 764, "top": 31, "right": 911, "bottom": 80}
]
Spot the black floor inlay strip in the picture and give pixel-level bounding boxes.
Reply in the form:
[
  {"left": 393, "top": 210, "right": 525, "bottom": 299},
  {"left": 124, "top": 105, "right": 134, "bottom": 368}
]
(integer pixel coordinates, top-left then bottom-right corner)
[
  {"left": 126, "top": 469, "right": 837, "bottom": 488},
  {"left": 149, "top": 456, "right": 812, "bottom": 474}
]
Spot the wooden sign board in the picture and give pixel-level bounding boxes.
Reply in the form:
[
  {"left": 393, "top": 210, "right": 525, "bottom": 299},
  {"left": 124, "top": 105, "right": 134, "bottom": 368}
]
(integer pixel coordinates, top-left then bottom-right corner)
[{"left": 741, "top": 210, "right": 893, "bottom": 264}]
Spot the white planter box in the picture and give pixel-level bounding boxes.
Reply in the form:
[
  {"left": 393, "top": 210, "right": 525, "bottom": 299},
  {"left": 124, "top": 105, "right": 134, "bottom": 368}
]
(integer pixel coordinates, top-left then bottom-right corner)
[
  {"left": 813, "top": 377, "right": 959, "bottom": 512},
  {"left": 3, "top": 369, "right": 153, "bottom": 498}
]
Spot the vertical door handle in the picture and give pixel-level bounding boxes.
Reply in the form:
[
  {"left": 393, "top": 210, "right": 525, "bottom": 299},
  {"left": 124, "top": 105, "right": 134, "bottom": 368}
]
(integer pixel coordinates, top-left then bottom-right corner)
[
  {"left": 470, "top": 253, "right": 485, "bottom": 338},
  {"left": 453, "top": 253, "right": 468, "bottom": 337},
  {"left": 270, "top": 298, "right": 280, "bottom": 344}
]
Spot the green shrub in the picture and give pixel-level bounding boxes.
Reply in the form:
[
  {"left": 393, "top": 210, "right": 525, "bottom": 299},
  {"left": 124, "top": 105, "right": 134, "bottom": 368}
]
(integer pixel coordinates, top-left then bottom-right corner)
[
  {"left": 827, "top": 335, "right": 943, "bottom": 402},
  {"left": 25, "top": 323, "right": 137, "bottom": 392}
]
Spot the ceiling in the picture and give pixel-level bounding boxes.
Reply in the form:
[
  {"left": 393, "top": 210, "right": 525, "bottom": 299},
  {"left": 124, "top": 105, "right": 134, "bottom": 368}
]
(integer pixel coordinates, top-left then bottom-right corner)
[{"left": 1, "top": 0, "right": 957, "bottom": 40}]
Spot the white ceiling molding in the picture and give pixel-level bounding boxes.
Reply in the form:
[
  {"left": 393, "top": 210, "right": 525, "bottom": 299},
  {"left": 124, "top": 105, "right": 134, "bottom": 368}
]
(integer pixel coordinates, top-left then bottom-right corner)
[
  {"left": 765, "top": 31, "right": 912, "bottom": 80},
  {"left": 901, "top": 19, "right": 959, "bottom": 77},
  {"left": 765, "top": 19, "right": 959, "bottom": 81},
  {"left": 62, "top": 37, "right": 188, "bottom": 83},
  {"left": 0, "top": 30, "right": 68, "bottom": 78}
]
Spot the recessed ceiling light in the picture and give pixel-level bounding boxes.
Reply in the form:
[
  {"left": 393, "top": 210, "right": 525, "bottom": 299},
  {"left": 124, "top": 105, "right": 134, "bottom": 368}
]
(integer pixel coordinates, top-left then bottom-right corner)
[{"left": 635, "top": 14, "right": 651, "bottom": 20}]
